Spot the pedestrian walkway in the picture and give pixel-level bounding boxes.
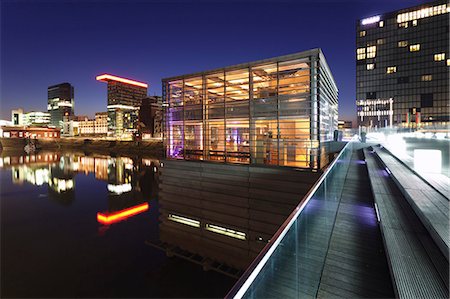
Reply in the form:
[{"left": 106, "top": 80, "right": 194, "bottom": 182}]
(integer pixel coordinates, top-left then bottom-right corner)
[{"left": 317, "top": 147, "right": 394, "bottom": 298}]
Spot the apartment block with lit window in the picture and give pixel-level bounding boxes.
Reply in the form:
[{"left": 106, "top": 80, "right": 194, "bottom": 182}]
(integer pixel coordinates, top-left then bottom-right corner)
[
  {"left": 356, "top": 0, "right": 449, "bottom": 129},
  {"left": 163, "top": 48, "right": 338, "bottom": 170}
]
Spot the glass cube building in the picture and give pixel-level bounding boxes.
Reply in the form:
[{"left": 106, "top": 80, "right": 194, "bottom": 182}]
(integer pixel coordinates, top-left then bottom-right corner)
[
  {"left": 356, "top": 0, "right": 449, "bottom": 129},
  {"left": 162, "top": 49, "right": 338, "bottom": 170}
]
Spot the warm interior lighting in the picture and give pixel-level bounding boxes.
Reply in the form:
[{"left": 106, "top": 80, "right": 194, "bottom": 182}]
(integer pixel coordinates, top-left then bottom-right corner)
[
  {"left": 397, "top": 4, "right": 448, "bottom": 23},
  {"left": 357, "top": 48, "right": 366, "bottom": 60},
  {"left": 398, "top": 40, "right": 408, "bottom": 47},
  {"left": 205, "top": 224, "right": 246, "bottom": 240},
  {"left": 386, "top": 66, "right": 397, "bottom": 74},
  {"left": 168, "top": 214, "right": 200, "bottom": 227},
  {"left": 96, "top": 74, "right": 148, "bottom": 88},
  {"left": 434, "top": 53, "right": 446, "bottom": 61},
  {"left": 409, "top": 44, "right": 420, "bottom": 52},
  {"left": 97, "top": 203, "right": 149, "bottom": 225},
  {"left": 366, "top": 46, "right": 376, "bottom": 58}
]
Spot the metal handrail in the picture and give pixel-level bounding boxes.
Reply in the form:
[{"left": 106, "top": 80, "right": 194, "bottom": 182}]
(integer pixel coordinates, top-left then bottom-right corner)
[{"left": 225, "top": 139, "right": 355, "bottom": 299}]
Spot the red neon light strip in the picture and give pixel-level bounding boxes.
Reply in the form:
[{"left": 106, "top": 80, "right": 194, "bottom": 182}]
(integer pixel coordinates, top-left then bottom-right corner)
[
  {"left": 96, "top": 74, "right": 148, "bottom": 88},
  {"left": 97, "top": 203, "right": 149, "bottom": 225}
]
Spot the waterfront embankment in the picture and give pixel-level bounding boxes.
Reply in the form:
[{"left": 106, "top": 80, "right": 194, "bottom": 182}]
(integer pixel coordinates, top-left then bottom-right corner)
[{"left": 0, "top": 137, "right": 163, "bottom": 157}]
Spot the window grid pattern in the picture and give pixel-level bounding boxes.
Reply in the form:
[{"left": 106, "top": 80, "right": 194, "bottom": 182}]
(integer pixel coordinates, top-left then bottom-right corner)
[
  {"left": 356, "top": 0, "right": 449, "bottom": 128},
  {"left": 163, "top": 53, "right": 338, "bottom": 170}
]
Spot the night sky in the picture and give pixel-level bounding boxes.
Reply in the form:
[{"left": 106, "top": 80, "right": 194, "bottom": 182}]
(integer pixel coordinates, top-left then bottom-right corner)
[{"left": 1, "top": 0, "right": 425, "bottom": 123}]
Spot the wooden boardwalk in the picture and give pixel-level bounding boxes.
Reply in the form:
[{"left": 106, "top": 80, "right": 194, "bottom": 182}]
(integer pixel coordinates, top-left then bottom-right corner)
[
  {"left": 375, "top": 147, "right": 449, "bottom": 261},
  {"left": 365, "top": 147, "right": 449, "bottom": 299},
  {"left": 382, "top": 144, "right": 450, "bottom": 200},
  {"left": 243, "top": 146, "right": 394, "bottom": 298},
  {"left": 317, "top": 148, "right": 394, "bottom": 298}
]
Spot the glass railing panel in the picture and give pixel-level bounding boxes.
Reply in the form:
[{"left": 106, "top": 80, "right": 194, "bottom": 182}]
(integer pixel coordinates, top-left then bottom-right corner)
[{"left": 227, "top": 140, "right": 354, "bottom": 298}]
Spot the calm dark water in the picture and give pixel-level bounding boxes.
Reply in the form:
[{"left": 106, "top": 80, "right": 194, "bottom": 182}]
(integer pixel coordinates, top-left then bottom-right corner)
[{"left": 0, "top": 152, "right": 235, "bottom": 298}]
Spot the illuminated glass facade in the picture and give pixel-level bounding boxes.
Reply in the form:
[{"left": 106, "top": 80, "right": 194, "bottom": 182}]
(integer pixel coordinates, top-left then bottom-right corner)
[
  {"left": 357, "top": 0, "right": 449, "bottom": 129},
  {"left": 47, "top": 83, "right": 74, "bottom": 128},
  {"left": 163, "top": 49, "right": 338, "bottom": 169}
]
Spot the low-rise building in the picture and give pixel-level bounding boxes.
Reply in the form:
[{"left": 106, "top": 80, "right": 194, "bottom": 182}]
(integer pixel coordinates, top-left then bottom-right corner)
[
  {"left": 338, "top": 120, "right": 353, "bottom": 129},
  {"left": 11, "top": 109, "right": 51, "bottom": 126},
  {"left": 11, "top": 108, "right": 24, "bottom": 125},
  {"left": 0, "top": 126, "right": 60, "bottom": 139},
  {"left": 94, "top": 112, "right": 108, "bottom": 135}
]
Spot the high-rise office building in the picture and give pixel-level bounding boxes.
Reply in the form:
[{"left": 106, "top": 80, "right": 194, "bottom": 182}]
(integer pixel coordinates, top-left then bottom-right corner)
[
  {"left": 356, "top": 0, "right": 449, "bottom": 129},
  {"left": 48, "top": 83, "right": 75, "bottom": 129},
  {"left": 163, "top": 48, "right": 338, "bottom": 170},
  {"left": 96, "top": 74, "right": 148, "bottom": 137}
]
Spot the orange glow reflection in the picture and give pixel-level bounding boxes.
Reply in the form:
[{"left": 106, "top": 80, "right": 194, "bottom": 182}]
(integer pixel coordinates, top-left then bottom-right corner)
[
  {"left": 96, "top": 74, "right": 148, "bottom": 88},
  {"left": 97, "top": 203, "right": 149, "bottom": 225}
]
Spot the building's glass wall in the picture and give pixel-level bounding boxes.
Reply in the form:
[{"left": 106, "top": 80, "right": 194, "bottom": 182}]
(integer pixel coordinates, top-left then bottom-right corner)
[{"left": 163, "top": 52, "right": 338, "bottom": 169}]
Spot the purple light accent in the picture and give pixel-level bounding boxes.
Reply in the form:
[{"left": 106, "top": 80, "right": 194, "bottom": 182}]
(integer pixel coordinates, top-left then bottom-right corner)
[
  {"left": 233, "top": 128, "right": 238, "bottom": 144},
  {"left": 352, "top": 204, "right": 378, "bottom": 227},
  {"left": 378, "top": 169, "right": 390, "bottom": 177}
]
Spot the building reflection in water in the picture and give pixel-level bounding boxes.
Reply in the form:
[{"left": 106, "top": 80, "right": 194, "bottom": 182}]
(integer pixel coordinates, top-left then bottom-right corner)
[
  {"left": 1, "top": 153, "right": 159, "bottom": 214},
  {"left": 152, "top": 160, "right": 320, "bottom": 278}
]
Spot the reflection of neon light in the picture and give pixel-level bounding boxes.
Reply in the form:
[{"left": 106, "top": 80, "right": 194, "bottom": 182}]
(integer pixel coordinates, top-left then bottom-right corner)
[
  {"left": 205, "top": 224, "right": 246, "bottom": 240},
  {"left": 107, "top": 183, "right": 132, "bottom": 194},
  {"left": 97, "top": 203, "right": 149, "bottom": 225},
  {"left": 96, "top": 74, "right": 148, "bottom": 88}
]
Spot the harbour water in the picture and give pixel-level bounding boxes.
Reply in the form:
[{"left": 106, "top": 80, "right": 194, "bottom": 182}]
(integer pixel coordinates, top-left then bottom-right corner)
[{"left": 0, "top": 152, "right": 235, "bottom": 298}]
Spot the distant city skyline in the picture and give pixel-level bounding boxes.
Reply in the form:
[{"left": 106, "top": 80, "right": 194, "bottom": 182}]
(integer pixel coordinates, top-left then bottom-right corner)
[{"left": 1, "top": 0, "right": 425, "bottom": 122}]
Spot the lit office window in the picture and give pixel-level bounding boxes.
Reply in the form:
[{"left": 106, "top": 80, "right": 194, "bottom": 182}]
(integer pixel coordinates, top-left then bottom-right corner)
[
  {"left": 398, "top": 40, "right": 408, "bottom": 47},
  {"left": 387, "top": 66, "right": 397, "bottom": 74},
  {"left": 397, "top": 4, "right": 448, "bottom": 23},
  {"left": 447, "top": 59, "right": 450, "bottom": 66},
  {"left": 398, "top": 22, "right": 408, "bottom": 28},
  {"left": 377, "top": 39, "right": 384, "bottom": 45},
  {"left": 357, "top": 48, "right": 366, "bottom": 60},
  {"left": 168, "top": 214, "right": 200, "bottom": 228},
  {"left": 366, "top": 46, "right": 376, "bottom": 58},
  {"left": 367, "top": 63, "right": 375, "bottom": 70},
  {"left": 434, "top": 53, "right": 446, "bottom": 61},
  {"left": 412, "top": 20, "right": 418, "bottom": 26},
  {"left": 409, "top": 44, "right": 420, "bottom": 52},
  {"left": 379, "top": 21, "right": 384, "bottom": 27},
  {"left": 205, "top": 224, "right": 246, "bottom": 240},
  {"left": 421, "top": 75, "right": 432, "bottom": 81},
  {"left": 359, "top": 30, "right": 366, "bottom": 37}
]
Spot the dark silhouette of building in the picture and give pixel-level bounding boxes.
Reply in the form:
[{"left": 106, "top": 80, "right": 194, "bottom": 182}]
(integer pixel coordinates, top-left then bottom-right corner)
[{"left": 139, "top": 96, "right": 162, "bottom": 138}]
